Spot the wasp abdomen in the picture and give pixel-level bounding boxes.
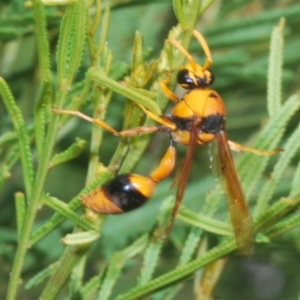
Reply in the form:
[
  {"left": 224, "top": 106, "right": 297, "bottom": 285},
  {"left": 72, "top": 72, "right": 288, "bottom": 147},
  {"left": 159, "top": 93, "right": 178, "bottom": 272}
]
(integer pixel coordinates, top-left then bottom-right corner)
[{"left": 81, "top": 174, "right": 156, "bottom": 214}]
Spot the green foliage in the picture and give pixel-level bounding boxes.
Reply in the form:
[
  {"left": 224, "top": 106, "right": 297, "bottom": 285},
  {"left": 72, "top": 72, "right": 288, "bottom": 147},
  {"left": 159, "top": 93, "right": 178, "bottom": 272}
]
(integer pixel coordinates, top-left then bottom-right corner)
[{"left": 1, "top": 0, "right": 300, "bottom": 299}]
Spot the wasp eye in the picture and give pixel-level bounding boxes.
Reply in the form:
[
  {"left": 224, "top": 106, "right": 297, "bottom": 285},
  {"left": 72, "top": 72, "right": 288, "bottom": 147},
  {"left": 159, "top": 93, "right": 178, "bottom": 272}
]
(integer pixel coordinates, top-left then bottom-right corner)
[{"left": 177, "top": 69, "right": 197, "bottom": 89}]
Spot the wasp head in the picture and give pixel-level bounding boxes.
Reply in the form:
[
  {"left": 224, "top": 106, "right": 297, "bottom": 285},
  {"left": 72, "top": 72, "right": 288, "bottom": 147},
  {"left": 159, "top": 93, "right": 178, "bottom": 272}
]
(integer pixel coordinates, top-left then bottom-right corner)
[{"left": 177, "top": 64, "right": 214, "bottom": 90}]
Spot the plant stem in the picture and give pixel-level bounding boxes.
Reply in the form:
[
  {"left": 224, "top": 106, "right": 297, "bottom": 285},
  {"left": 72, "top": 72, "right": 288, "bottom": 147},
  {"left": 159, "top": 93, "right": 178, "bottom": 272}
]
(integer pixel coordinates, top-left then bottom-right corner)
[
  {"left": 39, "top": 239, "right": 90, "bottom": 300},
  {"left": 7, "top": 92, "right": 66, "bottom": 300}
]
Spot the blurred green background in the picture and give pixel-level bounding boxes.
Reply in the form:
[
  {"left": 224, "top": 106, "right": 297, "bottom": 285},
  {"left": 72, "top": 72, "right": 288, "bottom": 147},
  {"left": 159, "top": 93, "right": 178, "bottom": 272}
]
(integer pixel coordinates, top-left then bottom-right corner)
[{"left": 1, "top": 0, "right": 300, "bottom": 299}]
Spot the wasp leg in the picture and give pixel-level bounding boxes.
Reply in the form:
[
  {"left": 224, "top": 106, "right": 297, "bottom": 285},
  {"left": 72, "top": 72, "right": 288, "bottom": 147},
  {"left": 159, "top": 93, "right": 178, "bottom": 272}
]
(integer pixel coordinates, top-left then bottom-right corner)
[
  {"left": 53, "top": 108, "right": 176, "bottom": 137},
  {"left": 136, "top": 104, "right": 177, "bottom": 130},
  {"left": 81, "top": 139, "right": 176, "bottom": 213},
  {"left": 228, "top": 140, "right": 283, "bottom": 156},
  {"left": 160, "top": 79, "right": 180, "bottom": 103}
]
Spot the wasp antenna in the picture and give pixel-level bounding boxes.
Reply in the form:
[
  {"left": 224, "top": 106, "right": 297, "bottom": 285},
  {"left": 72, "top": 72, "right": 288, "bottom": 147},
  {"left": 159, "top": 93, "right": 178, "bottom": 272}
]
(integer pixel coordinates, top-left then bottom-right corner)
[
  {"left": 168, "top": 38, "right": 198, "bottom": 71},
  {"left": 192, "top": 30, "right": 213, "bottom": 71}
]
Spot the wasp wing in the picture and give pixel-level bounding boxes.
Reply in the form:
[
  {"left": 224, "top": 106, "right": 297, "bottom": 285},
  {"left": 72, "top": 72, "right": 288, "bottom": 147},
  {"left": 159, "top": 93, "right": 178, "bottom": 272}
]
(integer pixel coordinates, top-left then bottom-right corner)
[
  {"left": 215, "top": 130, "right": 254, "bottom": 254},
  {"left": 167, "top": 119, "right": 200, "bottom": 233}
]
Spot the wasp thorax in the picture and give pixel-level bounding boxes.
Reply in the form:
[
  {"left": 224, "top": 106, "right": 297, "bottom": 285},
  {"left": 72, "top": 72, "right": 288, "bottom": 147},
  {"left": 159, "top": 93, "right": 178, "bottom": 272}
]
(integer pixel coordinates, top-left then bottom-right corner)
[{"left": 177, "top": 68, "right": 214, "bottom": 90}]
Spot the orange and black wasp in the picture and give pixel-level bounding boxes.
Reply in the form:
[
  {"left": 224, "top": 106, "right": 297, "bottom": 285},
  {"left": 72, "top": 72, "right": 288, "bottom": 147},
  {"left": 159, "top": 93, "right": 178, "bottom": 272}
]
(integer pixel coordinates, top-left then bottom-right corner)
[{"left": 54, "top": 30, "right": 281, "bottom": 253}]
